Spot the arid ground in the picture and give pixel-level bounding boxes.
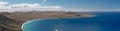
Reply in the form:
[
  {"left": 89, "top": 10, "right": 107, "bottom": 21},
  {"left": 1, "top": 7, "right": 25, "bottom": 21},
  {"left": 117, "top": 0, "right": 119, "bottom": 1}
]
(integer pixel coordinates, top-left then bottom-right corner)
[{"left": 0, "top": 11, "right": 93, "bottom": 31}]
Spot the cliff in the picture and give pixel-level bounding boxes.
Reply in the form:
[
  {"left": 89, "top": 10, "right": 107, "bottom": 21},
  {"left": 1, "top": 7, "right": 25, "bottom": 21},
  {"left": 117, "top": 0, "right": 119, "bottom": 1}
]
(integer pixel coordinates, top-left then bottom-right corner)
[{"left": 0, "top": 14, "right": 17, "bottom": 31}]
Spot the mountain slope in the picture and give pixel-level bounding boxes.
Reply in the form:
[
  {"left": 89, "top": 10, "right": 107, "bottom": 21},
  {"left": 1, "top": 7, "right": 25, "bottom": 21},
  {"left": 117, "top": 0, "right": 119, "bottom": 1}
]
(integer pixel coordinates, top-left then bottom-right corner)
[{"left": 0, "top": 14, "right": 17, "bottom": 31}]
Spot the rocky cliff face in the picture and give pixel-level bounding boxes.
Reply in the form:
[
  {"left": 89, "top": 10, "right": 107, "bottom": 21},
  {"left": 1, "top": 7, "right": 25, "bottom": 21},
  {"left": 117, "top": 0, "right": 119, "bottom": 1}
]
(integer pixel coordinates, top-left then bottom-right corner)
[
  {"left": 0, "top": 14, "right": 16, "bottom": 31},
  {"left": 0, "top": 14, "right": 14, "bottom": 23}
]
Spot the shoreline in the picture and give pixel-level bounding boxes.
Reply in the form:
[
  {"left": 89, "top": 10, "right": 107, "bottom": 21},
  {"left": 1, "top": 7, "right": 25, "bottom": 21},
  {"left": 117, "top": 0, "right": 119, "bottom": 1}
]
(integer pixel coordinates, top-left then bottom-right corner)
[
  {"left": 21, "top": 15, "right": 96, "bottom": 30},
  {"left": 0, "top": 12, "right": 96, "bottom": 31}
]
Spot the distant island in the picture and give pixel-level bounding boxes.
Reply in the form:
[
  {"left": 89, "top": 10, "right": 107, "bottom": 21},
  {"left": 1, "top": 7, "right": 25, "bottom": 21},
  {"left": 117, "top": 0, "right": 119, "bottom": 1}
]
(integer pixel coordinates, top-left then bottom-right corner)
[{"left": 0, "top": 11, "right": 95, "bottom": 31}]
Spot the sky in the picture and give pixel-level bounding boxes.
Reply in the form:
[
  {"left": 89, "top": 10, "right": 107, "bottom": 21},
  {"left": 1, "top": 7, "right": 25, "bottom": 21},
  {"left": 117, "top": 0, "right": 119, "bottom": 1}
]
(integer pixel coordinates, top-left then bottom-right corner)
[{"left": 0, "top": 0, "right": 120, "bottom": 12}]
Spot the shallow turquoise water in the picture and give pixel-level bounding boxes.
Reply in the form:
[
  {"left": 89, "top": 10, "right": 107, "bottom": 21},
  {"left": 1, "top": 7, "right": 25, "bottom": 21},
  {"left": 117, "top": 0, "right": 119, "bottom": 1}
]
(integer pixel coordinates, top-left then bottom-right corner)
[{"left": 22, "top": 12, "right": 120, "bottom": 31}]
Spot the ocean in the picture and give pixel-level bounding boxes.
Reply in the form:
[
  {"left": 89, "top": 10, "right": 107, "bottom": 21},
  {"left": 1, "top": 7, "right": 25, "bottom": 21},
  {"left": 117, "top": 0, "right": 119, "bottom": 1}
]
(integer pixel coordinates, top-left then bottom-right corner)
[{"left": 22, "top": 12, "right": 120, "bottom": 31}]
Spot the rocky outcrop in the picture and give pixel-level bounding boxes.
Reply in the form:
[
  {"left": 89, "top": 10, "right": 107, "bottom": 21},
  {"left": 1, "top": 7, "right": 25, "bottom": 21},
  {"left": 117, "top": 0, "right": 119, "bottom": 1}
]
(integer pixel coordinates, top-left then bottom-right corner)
[
  {"left": 0, "top": 14, "right": 13, "bottom": 23},
  {"left": 0, "top": 14, "right": 16, "bottom": 31}
]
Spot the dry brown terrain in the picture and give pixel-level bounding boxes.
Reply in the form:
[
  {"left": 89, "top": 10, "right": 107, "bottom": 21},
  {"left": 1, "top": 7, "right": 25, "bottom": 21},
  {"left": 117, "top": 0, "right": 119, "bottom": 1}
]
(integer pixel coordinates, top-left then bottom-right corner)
[{"left": 0, "top": 12, "right": 94, "bottom": 31}]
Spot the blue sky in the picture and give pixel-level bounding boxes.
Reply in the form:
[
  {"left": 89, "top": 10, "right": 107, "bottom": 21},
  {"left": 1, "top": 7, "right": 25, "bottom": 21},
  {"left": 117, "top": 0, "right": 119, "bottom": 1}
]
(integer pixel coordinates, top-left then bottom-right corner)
[{"left": 0, "top": 0, "right": 120, "bottom": 12}]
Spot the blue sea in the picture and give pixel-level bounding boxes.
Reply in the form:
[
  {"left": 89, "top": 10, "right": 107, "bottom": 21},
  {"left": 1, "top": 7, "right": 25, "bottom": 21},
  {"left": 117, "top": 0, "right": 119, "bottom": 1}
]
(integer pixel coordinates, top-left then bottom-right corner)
[{"left": 22, "top": 12, "right": 120, "bottom": 31}]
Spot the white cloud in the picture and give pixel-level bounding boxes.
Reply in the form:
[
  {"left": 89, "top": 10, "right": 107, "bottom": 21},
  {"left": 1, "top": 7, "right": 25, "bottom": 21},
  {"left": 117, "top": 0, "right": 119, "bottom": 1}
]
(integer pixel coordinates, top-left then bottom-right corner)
[
  {"left": 0, "top": 1, "right": 120, "bottom": 12},
  {"left": 9, "top": 3, "right": 62, "bottom": 11},
  {"left": 43, "top": 0, "right": 47, "bottom": 3},
  {"left": 0, "top": 2, "right": 8, "bottom": 5},
  {"left": 9, "top": 3, "right": 40, "bottom": 8},
  {"left": 0, "top": 2, "right": 62, "bottom": 12}
]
